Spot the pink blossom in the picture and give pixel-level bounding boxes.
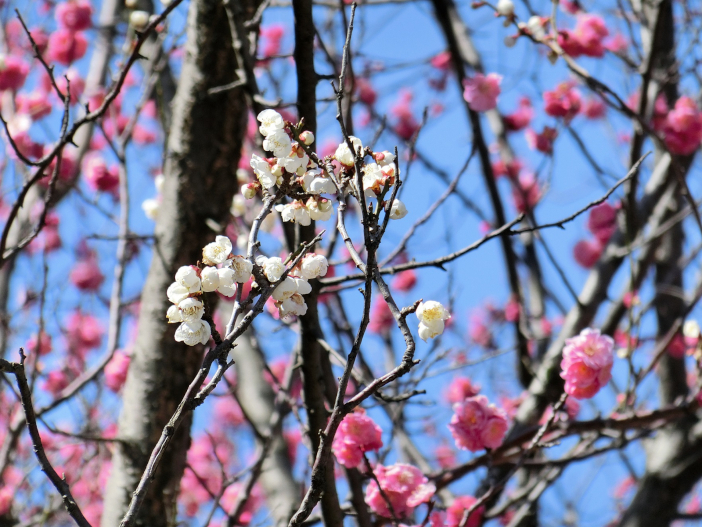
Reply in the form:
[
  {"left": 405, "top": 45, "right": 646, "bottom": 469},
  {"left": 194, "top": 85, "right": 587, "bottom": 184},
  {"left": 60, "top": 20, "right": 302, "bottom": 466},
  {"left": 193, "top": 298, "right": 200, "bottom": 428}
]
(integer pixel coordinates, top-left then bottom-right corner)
[
  {"left": 27, "top": 330, "right": 52, "bottom": 356},
  {"left": 435, "top": 444, "right": 456, "bottom": 469},
  {"left": 0, "top": 487, "right": 12, "bottom": 515},
  {"left": 446, "top": 495, "right": 484, "bottom": 527},
  {"left": 84, "top": 154, "right": 120, "bottom": 194},
  {"left": 449, "top": 395, "right": 508, "bottom": 451},
  {"left": 16, "top": 91, "right": 53, "bottom": 120},
  {"left": 604, "top": 33, "right": 628, "bottom": 53},
  {"left": 469, "top": 314, "right": 492, "bottom": 347},
  {"left": 504, "top": 96, "right": 533, "bottom": 132},
  {"left": 259, "top": 24, "right": 285, "bottom": 62},
  {"left": 55, "top": 68, "right": 86, "bottom": 105},
  {"left": 47, "top": 29, "right": 88, "bottom": 65},
  {"left": 391, "top": 90, "right": 420, "bottom": 141},
  {"left": 332, "top": 409, "right": 383, "bottom": 468},
  {"left": 221, "top": 483, "right": 263, "bottom": 524},
  {"left": 492, "top": 158, "right": 522, "bottom": 180},
  {"left": 583, "top": 97, "right": 606, "bottom": 119},
  {"left": 213, "top": 397, "right": 245, "bottom": 427},
  {"left": 364, "top": 463, "right": 435, "bottom": 518},
  {"left": 0, "top": 55, "right": 29, "bottom": 91},
  {"left": 369, "top": 295, "right": 395, "bottom": 335},
  {"left": 391, "top": 270, "right": 417, "bottom": 292},
  {"left": 526, "top": 126, "right": 557, "bottom": 154},
  {"left": 430, "top": 51, "right": 452, "bottom": 71},
  {"left": 661, "top": 96, "right": 702, "bottom": 155},
  {"left": 133, "top": 124, "right": 158, "bottom": 145},
  {"left": 463, "top": 73, "right": 502, "bottom": 112},
  {"left": 667, "top": 333, "right": 686, "bottom": 359},
  {"left": 560, "top": 328, "right": 614, "bottom": 399},
  {"left": 43, "top": 370, "right": 70, "bottom": 395},
  {"left": 504, "top": 297, "right": 520, "bottom": 322},
  {"left": 543, "top": 82, "right": 582, "bottom": 121},
  {"left": 66, "top": 311, "right": 103, "bottom": 352},
  {"left": 512, "top": 173, "right": 541, "bottom": 212},
  {"left": 573, "top": 239, "right": 603, "bottom": 269},
  {"left": 587, "top": 202, "right": 617, "bottom": 243},
  {"left": 56, "top": 0, "right": 93, "bottom": 31},
  {"left": 105, "top": 351, "right": 130, "bottom": 392},
  {"left": 558, "top": 14, "right": 609, "bottom": 58},
  {"left": 70, "top": 256, "right": 104, "bottom": 291},
  {"left": 444, "top": 377, "right": 480, "bottom": 404}
]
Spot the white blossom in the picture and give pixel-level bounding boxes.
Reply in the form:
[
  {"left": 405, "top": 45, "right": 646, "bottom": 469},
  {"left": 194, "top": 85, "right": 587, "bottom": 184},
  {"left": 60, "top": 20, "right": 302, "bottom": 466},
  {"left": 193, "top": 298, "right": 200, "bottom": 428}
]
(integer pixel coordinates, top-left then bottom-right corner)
[
  {"left": 293, "top": 277, "right": 312, "bottom": 295},
  {"left": 684, "top": 320, "right": 701, "bottom": 339},
  {"left": 302, "top": 169, "right": 336, "bottom": 195},
  {"left": 129, "top": 10, "right": 150, "bottom": 29},
  {"left": 387, "top": 199, "right": 408, "bottom": 220},
  {"left": 175, "top": 319, "right": 211, "bottom": 346},
  {"left": 527, "top": 16, "right": 545, "bottom": 40},
  {"left": 242, "top": 183, "right": 257, "bottom": 200},
  {"left": 300, "top": 253, "right": 328, "bottom": 280},
  {"left": 280, "top": 144, "right": 309, "bottom": 175},
  {"left": 251, "top": 154, "right": 277, "bottom": 189},
  {"left": 154, "top": 173, "right": 165, "bottom": 193},
  {"left": 175, "top": 266, "right": 201, "bottom": 290},
  {"left": 256, "top": 256, "right": 286, "bottom": 282},
  {"left": 416, "top": 301, "right": 451, "bottom": 341},
  {"left": 376, "top": 151, "right": 396, "bottom": 167},
  {"left": 272, "top": 276, "right": 298, "bottom": 301},
  {"left": 229, "top": 255, "right": 253, "bottom": 283},
  {"left": 362, "top": 163, "right": 384, "bottom": 196},
  {"left": 257, "top": 109, "right": 285, "bottom": 137},
  {"left": 178, "top": 297, "right": 204, "bottom": 322},
  {"left": 217, "top": 268, "right": 236, "bottom": 297},
  {"left": 279, "top": 294, "right": 308, "bottom": 318},
  {"left": 236, "top": 168, "right": 250, "bottom": 184},
  {"left": 308, "top": 198, "right": 333, "bottom": 221},
  {"left": 496, "top": 0, "right": 514, "bottom": 16},
  {"left": 166, "top": 305, "right": 183, "bottom": 323},
  {"left": 300, "top": 130, "right": 315, "bottom": 145},
  {"left": 167, "top": 282, "right": 190, "bottom": 305},
  {"left": 276, "top": 201, "right": 311, "bottom": 226},
  {"left": 263, "top": 129, "right": 292, "bottom": 157},
  {"left": 201, "top": 266, "right": 220, "bottom": 292},
  {"left": 142, "top": 198, "right": 159, "bottom": 220},
  {"left": 202, "top": 236, "right": 232, "bottom": 266},
  {"left": 334, "top": 136, "right": 363, "bottom": 166}
]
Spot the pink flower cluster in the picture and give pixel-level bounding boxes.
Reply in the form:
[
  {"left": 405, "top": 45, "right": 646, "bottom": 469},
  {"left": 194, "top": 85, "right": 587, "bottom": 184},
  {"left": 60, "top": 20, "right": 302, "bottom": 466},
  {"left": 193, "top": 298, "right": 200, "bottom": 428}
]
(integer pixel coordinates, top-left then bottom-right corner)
[
  {"left": 558, "top": 14, "right": 609, "bottom": 58},
  {"left": 364, "top": 463, "right": 435, "bottom": 518},
  {"left": 560, "top": 327, "right": 614, "bottom": 399},
  {"left": 526, "top": 126, "right": 557, "bottom": 154},
  {"left": 448, "top": 395, "right": 508, "bottom": 452},
  {"left": 48, "top": 1, "right": 92, "bottom": 65},
  {"left": 661, "top": 96, "right": 702, "bottom": 156},
  {"left": 444, "top": 376, "right": 480, "bottom": 404},
  {"left": 332, "top": 410, "right": 383, "bottom": 468},
  {"left": 392, "top": 89, "right": 420, "bottom": 141},
  {"left": 573, "top": 202, "right": 617, "bottom": 269},
  {"left": 446, "top": 495, "right": 484, "bottom": 527},
  {"left": 504, "top": 97, "right": 533, "bottom": 132},
  {"left": 463, "top": 73, "right": 501, "bottom": 112},
  {"left": 544, "top": 82, "right": 582, "bottom": 122}
]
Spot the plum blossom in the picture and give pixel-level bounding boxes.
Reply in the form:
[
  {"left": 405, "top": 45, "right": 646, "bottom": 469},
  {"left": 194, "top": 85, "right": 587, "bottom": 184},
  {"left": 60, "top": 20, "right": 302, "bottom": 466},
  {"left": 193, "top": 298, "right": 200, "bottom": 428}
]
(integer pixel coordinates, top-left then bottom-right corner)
[
  {"left": 587, "top": 202, "right": 617, "bottom": 243},
  {"left": 446, "top": 496, "right": 484, "bottom": 527},
  {"left": 444, "top": 377, "right": 480, "bottom": 404},
  {"left": 216, "top": 268, "right": 237, "bottom": 297},
  {"left": 142, "top": 198, "right": 159, "bottom": 220},
  {"left": 250, "top": 154, "right": 277, "bottom": 189},
  {"left": 573, "top": 239, "right": 603, "bottom": 269},
  {"left": 527, "top": 16, "right": 546, "bottom": 40},
  {"left": 364, "top": 463, "right": 435, "bottom": 518},
  {"left": 56, "top": 0, "right": 93, "bottom": 31},
  {"left": 263, "top": 129, "right": 292, "bottom": 157},
  {"left": 256, "top": 256, "right": 286, "bottom": 282},
  {"left": 560, "top": 328, "right": 614, "bottom": 399},
  {"left": 0, "top": 55, "right": 29, "bottom": 91},
  {"left": 201, "top": 266, "right": 220, "bottom": 292},
  {"left": 504, "top": 96, "right": 533, "bottom": 131},
  {"left": 177, "top": 297, "right": 205, "bottom": 322},
  {"left": 47, "top": 29, "right": 88, "bottom": 65},
  {"left": 449, "top": 395, "right": 508, "bottom": 451},
  {"left": 332, "top": 410, "right": 383, "bottom": 468},
  {"left": 301, "top": 168, "right": 336, "bottom": 194},
  {"left": 543, "top": 82, "right": 582, "bottom": 122},
  {"left": 416, "top": 300, "right": 450, "bottom": 341},
  {"left": 70, "top": 256, "right": 104, "bottom": 291},
  {"left": 463, "top": 73, "right": 502, "bottom": 112},
  {"left": 202, "top": 236, "right": 232, "bottom": 265},
  {"left": 276, "top": 200, "right": 311, "bottom": 226},
  {"left": 105, "top": 351, "right": 130, "bottom": 392},
  {"left": 307, "top": 197, "right": 333, "bottom": 221},
  {"left": 387, "top": 199, "right": 408, "bottom": 220},
  {"left": 228, "top": 255, "right": 254, "bottom": 283},
  {"left": 558, "top": 14, "right": 609, "bottom": 58},
  {"left": 526, "top": 126, "right": 557, "bottom": 154},
  {"left": 300, "top": 253, "right": 328, "bottom": 280},
  {"left": 279, "top": 142, "right": 309, "bottom": 175},
  {"left": 661, "top": 96, "right": 702, "bottom": 156},
  {"left": 496, "top": 0, "right": 514, "bottom": 17},
  {"left": 175, "top": 319, "right": 211, "bottom": 346},
  {"left": 334, "top": 136, "right": 363, "bottom": 166},
  {"left": 369, "top": 296, "right": 394, "bottom": 335}
]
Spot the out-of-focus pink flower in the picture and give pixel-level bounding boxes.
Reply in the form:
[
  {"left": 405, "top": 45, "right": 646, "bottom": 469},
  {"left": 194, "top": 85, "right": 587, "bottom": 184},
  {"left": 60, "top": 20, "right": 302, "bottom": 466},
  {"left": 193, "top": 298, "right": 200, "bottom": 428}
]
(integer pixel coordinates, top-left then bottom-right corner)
[
  {"left": 43, "top": 370, "right": 70, "bottom": 395},
  {"left": 469, "top": 314, "right": 492, "bottom": 347},
  {"left": 0, "top": 487, "right": 12, "bottom": 515},
  {"left": 583, "top": 97, "right": 606, "bottom": 119},
  {"left": 56, "top": 0, "right": 93, "bottom": 31},
  {"left": 55, "top": 68, "right": 85, "bottom": 105},
  {"left": 391, "top": 89, "right": 420, "bottom": 141},
  {"left": 512, "top": 173, "right": 541, "bottom": 213},
  {"left": 463, "top": 73, "right": 502, "bottom": 112},
  {"left": 66, "top": 311, "right": 103, "bottom": 353},
  {"left": 0, "top": 55, "right": 29, "bottom": 91},
  {"left": 661, "top": 96, "right": 702, "bottom": 156},
  {"left": 70, "top": 256, "right": 104, "bottom": 291},
  {"left": 504, "top": 297, "right": 520, "bottom": 322},
  {"left": 573, "top": 239, "right": 603, "bottom": 269},
  {"left": 259, "top": 24, "right": 285, "bottom": 62},
  {"left": 16, "top": 91, "right": 53, "bottom": 120},
  {"left": 444, "top": 377, "right": 480, "bottom": 404},
  {"left": 667, "top": 333, "right": 686, "bottom": 359},
  {"left": 558, "top": 14, "right": 609, "bottom": 58},
  {"left": 47, "top": 29, "right": 88, "bottom": 65},
  {"left": 133, "top": 124, "right": 158, "bottom": 145},
  {"left": 27, "top": 330, "right": 52, "bottom": 356},
  {"left": 446, "top": 495, "right": 484, "bottom": 527},
  {"left": 430, "top": 51, "right": 452, "bottom": 71},
  {"left": 543, "top": 82, "right": 582, "bottom": 121},
  {"left": 221, "top": 483, "right": 263, "bottom": 524},
  {"left": 561, "top": 0, "right": 580, "bottom": 14},
  {"left": 391, "top": 270, "right": 417, "bottom": 292},
  {"left": 604, "top": 33, "right": 628, "bottom": 53},
  {"left": 84, "top": 154, "right": 120, "bottom": 194},
  {"left": 587, "top": 202, "right": 617, "bottom": 243},
  {"left": 369, "top": 295, "right": 395, "bottom": 335},
  {"left": 560, "top": 328, "right": 614, "bottom": 399},
  {"left": 504, "top": 96, "right": 533, "bottom": 132},
  {"left": 213, "top": 396, "right": 245, "bottom": 427},
  {"left": 105, "top": 351, "right": 130, "bottom": 392},
  {"left": 364, "top": 463, "right": 435, "bottom": 518},
  {"left": 526, "top": 126, "right": 557, "bottom": 154},
  {"left": 492, "top": 158, "right": 522, "bottom": 180},
  {"left": 332, "top": 409, "right": 383, "bottom": 468},
  {"left": 356, "top": 77, "right": 377, "bottom": 106},
  {"left": 449, "top": 395, "right": 508, "bottom": 452},
  {"left": 434, "top": 444, "right": 456, "bottom": 469}
]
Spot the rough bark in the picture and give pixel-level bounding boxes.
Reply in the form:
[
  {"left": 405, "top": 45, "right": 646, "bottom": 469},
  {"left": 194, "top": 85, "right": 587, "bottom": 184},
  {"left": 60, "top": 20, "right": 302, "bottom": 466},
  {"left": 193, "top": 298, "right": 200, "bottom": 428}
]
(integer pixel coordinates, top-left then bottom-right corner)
[{"left": 101, "top": 0, "right": 252, "bottom": 524}]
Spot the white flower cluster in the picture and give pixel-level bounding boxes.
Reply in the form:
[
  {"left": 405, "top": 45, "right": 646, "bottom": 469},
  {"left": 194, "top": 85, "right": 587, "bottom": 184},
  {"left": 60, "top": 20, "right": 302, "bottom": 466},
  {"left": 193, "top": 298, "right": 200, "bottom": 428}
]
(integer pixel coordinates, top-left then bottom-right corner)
[
  {"left": 256, "top": 252, "right": 329, "bottom": 318},
  {"left": 248, "top": 110, "right": 336, "bottom": 225},
  {"left": 416, "top": 300, "right": 451, "bottom": 341},
  {"left": 165, "top": 236, "right": 253, "bottom": 346}
]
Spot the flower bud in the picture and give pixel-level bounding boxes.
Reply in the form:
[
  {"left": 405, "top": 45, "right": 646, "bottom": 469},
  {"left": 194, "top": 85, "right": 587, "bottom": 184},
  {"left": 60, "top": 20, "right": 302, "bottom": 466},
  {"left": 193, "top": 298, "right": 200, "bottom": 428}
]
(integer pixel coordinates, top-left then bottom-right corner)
[
  {"left": 125, "top": 0, "right": 138, "bottom": 7},
  {"left": 300, "top": 130, "right": 315, "bottom": 145},
  {"left": 129, "top": 10, "right": 150, "bottom": 29},
  {"left": 317, "top": 198, "right": 333, "bottom": 212},
  {"left": 242, "top": 183, "right": 257, "bottom": 199},
  {"left": 271, "top": 163, "right": 283, "bottom": 177},
  {"left": 496, "top": 0, "right": 514, "bottom": 16},
  {"left": 527, "top": 16, "right": 545, "bottom": 40}
]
